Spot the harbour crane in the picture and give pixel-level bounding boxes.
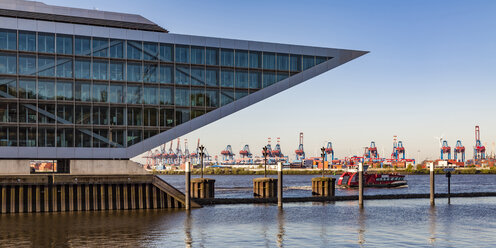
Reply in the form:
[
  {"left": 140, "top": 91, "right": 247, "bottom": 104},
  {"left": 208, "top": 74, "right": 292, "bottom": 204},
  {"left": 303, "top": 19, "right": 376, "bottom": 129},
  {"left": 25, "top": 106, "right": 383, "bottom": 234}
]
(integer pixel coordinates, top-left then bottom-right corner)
[
  {"left": 368, "top": 141, "right": 378, "bottom": 159},
  {"left": 474, "top": 125, "right": 486, "bottom": 161},
  {"left": 221, "top": 145, "right": 235, "bottom": 161},
  {"left": 324, "top": 141, "right": 334, "bottom": 162},
  {"left": 454, "top": 140, "right": 465, "bottom": 162},
  {"left": 441, "top": 140, "right": 451, "bottom": 160},
  {"left": 295, "top": 132, "right": 305, "bottom": 161}
]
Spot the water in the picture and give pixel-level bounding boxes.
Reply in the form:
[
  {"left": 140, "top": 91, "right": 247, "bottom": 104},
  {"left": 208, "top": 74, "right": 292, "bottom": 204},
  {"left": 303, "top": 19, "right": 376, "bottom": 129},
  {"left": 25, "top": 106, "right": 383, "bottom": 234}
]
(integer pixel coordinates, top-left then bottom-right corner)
[
  {"left": 2, "top": 174, "right": 496, "bottom": 247},
  {"left": 1, "top": 197, "right": 496, "bottom": 247},
  {"left": 159, "top": 174, "right": 496, "bottom": 198}
]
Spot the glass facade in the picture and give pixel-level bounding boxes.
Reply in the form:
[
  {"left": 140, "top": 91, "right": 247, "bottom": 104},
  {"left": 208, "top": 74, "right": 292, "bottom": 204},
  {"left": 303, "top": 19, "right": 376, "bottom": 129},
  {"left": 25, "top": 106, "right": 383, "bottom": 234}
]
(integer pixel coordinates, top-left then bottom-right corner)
[{"left": 0, "top": 28, "right": 330, "bottom": 148}]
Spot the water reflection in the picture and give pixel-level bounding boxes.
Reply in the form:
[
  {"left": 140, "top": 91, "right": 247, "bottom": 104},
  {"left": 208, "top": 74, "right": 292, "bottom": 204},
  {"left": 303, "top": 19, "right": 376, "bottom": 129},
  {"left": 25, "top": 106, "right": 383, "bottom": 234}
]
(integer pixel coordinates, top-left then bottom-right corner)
[
  {"left": 184, "top": 210, "right": 193, "bottom": 248},
  {"left": 358, "top": 207, "right": 366, "bottom": 246},
  {"left": 277, "top": 208, "right": 285, "bottom": 247},
  {"left": 429, "top": 206, "right": 437, "bottom": 244}
]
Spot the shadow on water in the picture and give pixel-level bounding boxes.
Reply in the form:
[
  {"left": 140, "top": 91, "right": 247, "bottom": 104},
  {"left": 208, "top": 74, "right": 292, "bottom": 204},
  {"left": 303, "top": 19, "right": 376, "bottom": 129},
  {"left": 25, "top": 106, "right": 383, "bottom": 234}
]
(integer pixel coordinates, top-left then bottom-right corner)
[
  {"left": 184, "top": 210, "right": 193, "bottom": 248},
  {"left": 358, "top": 207, "right": 366, "bottom": 246},
  {"left": 429, "top": 205, "right": 437, "bottom": 245},
  {"left": 277, "top": 208, "right": 285, "bottom": 248}
]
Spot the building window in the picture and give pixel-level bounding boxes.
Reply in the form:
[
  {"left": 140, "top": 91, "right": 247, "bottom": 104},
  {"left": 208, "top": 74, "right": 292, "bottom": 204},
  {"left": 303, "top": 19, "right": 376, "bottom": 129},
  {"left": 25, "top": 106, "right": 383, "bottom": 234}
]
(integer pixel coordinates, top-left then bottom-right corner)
[
  {"left": 191, "top": 46, "right": 204, "bottom": 65},
  {"left": 0, "top": 127, "right": 17, "bottom": 146},
  {"left": 277, "top": 53, "right": 289, "bottom": 71},
  {"left": 75, "top": 106, "right": 91, "bottom": 125},
  {"left": 221, "top": 49, "right": 234, "bottom": 67},
  {"left": 235, "top": 70, "right": 249, "bottom": 88},
  {"left": 144, "top": 108, "right": 158, "bottom": 126},
  {"left": 19, "top": 127, "right": 36, "bottom": 147},
  {"left": 316, "top": 56, "right": 327, "bottom": 65},
  {"left": 249, "top": 71, "right": 261, "bottom": 89},
  {"left": 75, "top": 36, "right": 91, "bottom": 56},
  {"left": 75, "top": 129, "right": 92, "bottom": 147},
  {"left": 93, "top": 38, "right": 109, "bottom": 57},
  {"left": 220, "top": 90, "right": 234, "bottom": 106},
  {"left": 19, "top": 105, "right": 36, "bottom": 124},
  {"left": 205, "top": 68, "right": 219, "bottom": 87},
  {"left": 235, "top": 50, "right": 249, "bottom": 68},
  {"left": 127, "top": 40, "right": 143, "bottom": 60},
  {"left": 38, "top": 104, "right": 55, "bottom": 123},
  {"left": 221, "top": 69, "right": 234, "bottom": 87},
  {"left": 19, "top": 79, "right": 36, "bottom": 99},
  {"left": 75, "top": 82, "right": 91, "bottom": 102},
  {"left": 206, "top": 48, "right": 218, "bottom": 66},
  {"left": 249, "top": 51, "right": 262, "bottom": 69},
  {"left": 127, "top": 108, "right": 142, "bottom": 126},
  {"left": 144, "top": 63, "right": 158, "bottom": 83},
  {"left": 92, "top": 106, "right": 109, "bottom": 125},
  {"left": 175, "top": 45, "right": 189, "bottom": 63},
  {"left": 56, "top": 81, "right": 73, "bottom": 101},
  {"left": 19, "top": 55, "right": 36, "bottom": 75},
  {"left": 159, "top": 65, "right": 173, "bottom": 84},
  {"left": 110, "top": 107, "right": 125, "bottom": 125},
  {"left": 57, "top": 128, "right": 74, "bottom": 147},
  {"left": 0, "top": 77, "right": 16, "bottom": 97},
  {"left": 191, "top": 67, "right": 205, "bottom": 86},
  {"left": 160, "top": 108, "right": 174, "bottom": 127},
  {"left": 205, "top": 89, "right": 219, "bottom": 108},
  {"left": 56, "top": 35, "right": 73, "bottom": 55},
  {"left": 127, "top": 129, "right": 142, "bottom": 146},
  {"left": 38, "top": 80, "right": 55, "bottom": 100},
  {"left": 38, "top": 33, "right": 55, "bottom": 53},
  {"left": 290, "top": 54, "right": 302, "bottom": 72},
  {"left": 191, "top": 89, "right": 205, "bottom": 107},
  {"left": 75, "top": 59, "right": 91, "bottom": 79},
  {"left": 93, "top": 60, "right": 108, "bottom": 80},
  {"left": 277, "top": 72, "right": 289, "bottom": 82},
  {"left": 38, "top": 128, "right": 56, "bottom": 147},
  {"left": 175, "top": 88, "right": 190, "bottom": 107},
  {"left": 191, "top": 109, "right": 205, "bottom": 119},
  {"left": 92, "top": 83, "right": 108, "bottom": 102},
  {"left": 57, "top": 105, "right": 73, "bottom": 123},
  {"left": 56, "top": 58, "right": 73, "bottom": 78},
  {"left": 302, "top": 55, "right": 315, "bottom": 70},
  {"left": 127, "top": 85, "right": 142, "bottom": 104},
  {"left": 19, "top": 31, "right": 36, "bottom": 52},
  {"left": 175, "top": 65, "right": 190, "bottom": 85},
  {"left": 0, "top": 102, "right": 17, "bottom": 122},
  {"left": 235, "top": 90, "right": 248, "bottom": 100},
  {"left": 263, "top": 71, "right": 276, "bottom": 88},
  {"left": 143, "top": 86, "right": 158, "bottom": 104},
  {"left": 110, "top": 129, "right": 125, "bottom": 148},
  {"left": 110, "top": 61, "right": 124, "bottom": 81},
  {"left": 38, "top": 56, "right": 55, "bottom": 77},
  {"left": 263, "top": 52, "right": 276, "bottom": 70},
  {"left": 0, "top": 29, "right": 16, "bottom": 50},
  {"left": 143, "top": 42, "right": 158, "bottom": 61},
  {"left": 109, "top": 84, "right": 125, "bottom": 103},
  {"left": 0, "top": 53, "right": 17, "bottom": 74},
  {"left": 127, "top": 62, "right": 142, "bottom": 82},
  {"left": 175, "top": 109, "right": 190, "bottom": 126},
  {"left": 109, "top": 39, "right": 123, "bottom": 58},
  {"left": 159, "top": 86, "right": 173, "bottom": 105},
  {"left": 159, "top": 44, "right": 173, "bottom": 62}
]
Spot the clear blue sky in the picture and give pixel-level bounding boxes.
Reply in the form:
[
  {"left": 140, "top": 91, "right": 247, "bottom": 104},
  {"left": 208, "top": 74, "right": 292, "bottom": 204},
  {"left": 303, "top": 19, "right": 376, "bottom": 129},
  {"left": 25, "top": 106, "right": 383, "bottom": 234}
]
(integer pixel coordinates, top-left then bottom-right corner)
[{"left": 45, "top": 0, "right": 496, "bottom": 161}]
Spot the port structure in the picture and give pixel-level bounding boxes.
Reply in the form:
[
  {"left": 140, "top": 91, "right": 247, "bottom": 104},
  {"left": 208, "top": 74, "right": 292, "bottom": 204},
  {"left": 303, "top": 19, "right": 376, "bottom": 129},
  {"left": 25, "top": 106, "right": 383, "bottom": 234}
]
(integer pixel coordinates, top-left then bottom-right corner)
[
  {"left": 441, "top": 140, "right": 451, "bottom": 160},
  {"left": 295, "top": 132, "right": 305, "bottom": 161},
  {"left": 167, "top": 141, "right": 176, "bottom": 164},
  {"left": 183, "top": 139, "right": 190, "bottom": 162},
  {"left": 367, "top": 141, "right": 379, "bottom": 159},
  {"left": 189, "top": 139, "right": 200, "bottom": 164},
  {"left": 271, "top": 137, "right": 284, "bottom": 158},
  {"left": 391, "top": 136, "right": 406, "bottom": 160},
  {"left": 474, "top": 125, "right": 486, "bottom": 161},
  {"left": 221, "top": 145, "right": 235, "bottom": 162},
  {"left": 454, "top": 140, "right": 465, "bottom": 162},
  {"left": 239, "top": 145, "right": 253, "bottom": 158},
  {"left": 175, "top": 138, "right": 183, "bottom": 164},
  {"left": 325, "top": 142, "right": 334, "bottom": 162}
]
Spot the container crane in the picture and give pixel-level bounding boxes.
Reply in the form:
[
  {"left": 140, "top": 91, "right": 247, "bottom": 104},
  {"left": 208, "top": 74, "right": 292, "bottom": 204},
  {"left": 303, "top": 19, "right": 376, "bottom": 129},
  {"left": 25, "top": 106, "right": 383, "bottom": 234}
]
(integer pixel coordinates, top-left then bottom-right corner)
[
  {"left": 175, "top": 138, "right": 183, "bottom": 164},
  {"left": 368, "top": 141, "right": 378, "bottom": 159},
  {"left": 441, "top": 140, "right": 451, "bottom": 160},
  {"left": 396, "top": 141, "right": 405, "bottom": 160},
  {"left": 474, "top": 125, "right": 486, "bottom": 161},
  {"left": 272, "top": 137, "right": 283, "bottom": 157},
  {"left": 391, "top": 136, "right": 398, "bottom": 160},
  {"left": 189, "top": 139, "right": 200, "bottom": 164},
  {"left": 183, "top": 139, "right": 190, "bottom": 161},
  {"left": 167, "top": 141, "right": 176, "bottom": 164},
  {"left": 239, "top": 144, "right": 252, "bottom": 158},
  {"left": 295, "top": 132, "right": 305, "bottom": 161},
  {"left": 221, "top": 145, "right": 234, "bottom": 161},
  {"left": 324, "top": 141, "right": 334, "bottom": 162},
  {"left": 454, "top": 140, "right": 465, "bottom": 162}
]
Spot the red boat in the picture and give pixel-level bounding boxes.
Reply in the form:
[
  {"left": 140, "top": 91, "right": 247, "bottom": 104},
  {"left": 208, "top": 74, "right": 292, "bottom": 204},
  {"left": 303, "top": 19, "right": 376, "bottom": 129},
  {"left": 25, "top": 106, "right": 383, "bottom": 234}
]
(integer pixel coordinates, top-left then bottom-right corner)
[{"left": 337, "top": 170, "right": 407, "bottom": 188}]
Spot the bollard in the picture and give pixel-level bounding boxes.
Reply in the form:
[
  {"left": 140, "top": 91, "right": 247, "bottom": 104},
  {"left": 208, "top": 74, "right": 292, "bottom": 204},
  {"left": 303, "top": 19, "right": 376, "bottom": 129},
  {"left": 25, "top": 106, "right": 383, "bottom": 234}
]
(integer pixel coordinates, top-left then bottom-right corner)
[
  {"left": 190, "top": 178, "right": 215, "bottom": 199},
  {"left": 430, "top": 163, "right": 435, "bottom": 206},
  {"left": 253, "top": 178, "right": 277, "bottom": 198},
  {"left": 358, "top": 163, "right": 364, "bottom": 207},
  {"left": 185, "top": 161, "right": 191, "bottom": 210},
  {"left": 447, "top": 171, "right": 451, "bottom": 204},
  {"left": 277, "top": 162, "right": 283, "bottom": 208}
]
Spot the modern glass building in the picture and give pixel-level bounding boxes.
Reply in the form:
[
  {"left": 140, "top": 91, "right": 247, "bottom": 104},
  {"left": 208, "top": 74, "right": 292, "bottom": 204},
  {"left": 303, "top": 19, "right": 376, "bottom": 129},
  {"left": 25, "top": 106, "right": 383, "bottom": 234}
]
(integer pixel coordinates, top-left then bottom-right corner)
[{"left": 0, "top": 0, "right": 366, "bottom": 161}]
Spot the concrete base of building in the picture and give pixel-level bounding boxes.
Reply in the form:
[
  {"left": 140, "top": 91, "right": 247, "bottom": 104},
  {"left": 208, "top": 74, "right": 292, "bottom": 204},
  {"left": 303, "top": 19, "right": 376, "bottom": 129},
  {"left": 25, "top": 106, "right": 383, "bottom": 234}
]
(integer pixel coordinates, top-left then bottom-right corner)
[
  {"left": 311, "top": 177, "right": 336, "bottom": 197},
  {"left": 253, "top": 177, "right": 277, "bottom": 198},
  {"left": 0, "top": 159, "right": 147, "bottom": 175},
  {"left": 69, "top": 160, "right": 148, "bottom": 175}
]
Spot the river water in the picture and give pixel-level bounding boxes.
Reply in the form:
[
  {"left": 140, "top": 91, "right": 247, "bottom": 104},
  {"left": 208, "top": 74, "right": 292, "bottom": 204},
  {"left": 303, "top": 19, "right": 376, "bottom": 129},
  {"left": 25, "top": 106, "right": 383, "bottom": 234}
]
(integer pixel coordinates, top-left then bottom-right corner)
[{"left": 1, "top": 174, "right": 496, "bottom": 247}]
